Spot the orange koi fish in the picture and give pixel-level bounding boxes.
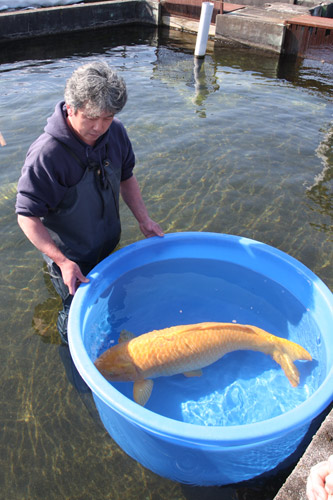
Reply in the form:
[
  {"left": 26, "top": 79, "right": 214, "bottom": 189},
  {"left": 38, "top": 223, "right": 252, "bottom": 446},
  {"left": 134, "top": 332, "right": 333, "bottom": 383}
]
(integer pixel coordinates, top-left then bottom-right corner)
[{"left": 94, "top": 322, "right": 312, "bottom": 406}]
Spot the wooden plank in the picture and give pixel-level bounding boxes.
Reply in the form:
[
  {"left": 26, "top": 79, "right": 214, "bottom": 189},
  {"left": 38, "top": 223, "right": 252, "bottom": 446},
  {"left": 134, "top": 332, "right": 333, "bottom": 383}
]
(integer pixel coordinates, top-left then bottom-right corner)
[
  {"left": 161, "top": 0, "right": 245, "bottom": 12},
  {"left": 284, "top": 15, "right": 333, "bottom": 29},
  {"left": 162, "top": 14, "right": 216, "bottom": 34},
  {"left": 161, "top": 0, "right": 245, "bottom": 24}
]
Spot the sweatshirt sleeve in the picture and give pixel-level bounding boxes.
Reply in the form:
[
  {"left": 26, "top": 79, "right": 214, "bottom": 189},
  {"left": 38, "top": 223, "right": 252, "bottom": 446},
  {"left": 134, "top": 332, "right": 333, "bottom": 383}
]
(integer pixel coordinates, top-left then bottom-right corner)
[
  {"left": 121, "top": 135, "right": 135, "bottom": 182},
  {"left": 16, "top": 138, "right": 70, "bottom": 217}
]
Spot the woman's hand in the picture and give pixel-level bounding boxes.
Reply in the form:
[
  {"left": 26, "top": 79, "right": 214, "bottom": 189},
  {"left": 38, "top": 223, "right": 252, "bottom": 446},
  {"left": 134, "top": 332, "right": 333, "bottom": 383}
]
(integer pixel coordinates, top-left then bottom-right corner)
[{"left": 306, "top": 455, "right": 333, "bottom": 500}]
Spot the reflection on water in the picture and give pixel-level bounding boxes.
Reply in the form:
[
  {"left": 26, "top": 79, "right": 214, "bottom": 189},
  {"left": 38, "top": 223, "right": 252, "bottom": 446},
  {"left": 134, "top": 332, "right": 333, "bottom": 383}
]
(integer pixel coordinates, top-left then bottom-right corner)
[
  {"left": 0, "top": 24, "right": 332, "bottom": 500},
  {"left": 306, "top": 127, "right": 333, "bottom": 235}
]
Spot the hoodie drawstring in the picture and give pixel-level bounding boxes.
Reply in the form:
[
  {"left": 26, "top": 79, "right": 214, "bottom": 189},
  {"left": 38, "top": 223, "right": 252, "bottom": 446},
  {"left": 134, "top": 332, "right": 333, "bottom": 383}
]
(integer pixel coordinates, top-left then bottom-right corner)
[{"left": 55, "top": 141, "right": 119, "bottom": 218}]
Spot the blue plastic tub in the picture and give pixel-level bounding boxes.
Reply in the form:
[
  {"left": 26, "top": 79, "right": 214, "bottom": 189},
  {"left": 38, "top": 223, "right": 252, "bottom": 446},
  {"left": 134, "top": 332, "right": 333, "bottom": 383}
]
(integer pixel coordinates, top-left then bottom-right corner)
[{"left": 68, "top": 232, "right": 333, "bottom": 485}]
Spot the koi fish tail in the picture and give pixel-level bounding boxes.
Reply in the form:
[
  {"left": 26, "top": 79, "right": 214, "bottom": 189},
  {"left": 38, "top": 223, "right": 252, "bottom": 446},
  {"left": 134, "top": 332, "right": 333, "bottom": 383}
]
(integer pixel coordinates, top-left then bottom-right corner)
[{"left": 271, "top": 338, "right": 312, "bottom": 387}]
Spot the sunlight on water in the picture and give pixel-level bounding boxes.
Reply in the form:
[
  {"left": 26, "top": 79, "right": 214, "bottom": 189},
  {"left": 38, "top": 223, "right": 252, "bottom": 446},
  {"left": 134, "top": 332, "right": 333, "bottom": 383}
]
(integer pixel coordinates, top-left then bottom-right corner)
[{"left": 180, "top": 367, "right": 312, "bottom": 426}]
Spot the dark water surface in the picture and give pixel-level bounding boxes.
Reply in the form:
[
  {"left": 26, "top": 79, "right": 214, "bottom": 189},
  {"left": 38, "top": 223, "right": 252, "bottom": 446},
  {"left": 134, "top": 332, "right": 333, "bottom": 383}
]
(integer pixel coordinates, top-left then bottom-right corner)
[{"left": 0, "top": 25, "right": 332, "bottom": 500}]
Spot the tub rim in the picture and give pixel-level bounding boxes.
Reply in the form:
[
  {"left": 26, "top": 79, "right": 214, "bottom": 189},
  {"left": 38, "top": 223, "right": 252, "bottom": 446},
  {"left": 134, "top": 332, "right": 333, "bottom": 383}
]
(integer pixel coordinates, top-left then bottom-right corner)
[{"left": 68, "top": 231, "right": 333, "bottom": 447}]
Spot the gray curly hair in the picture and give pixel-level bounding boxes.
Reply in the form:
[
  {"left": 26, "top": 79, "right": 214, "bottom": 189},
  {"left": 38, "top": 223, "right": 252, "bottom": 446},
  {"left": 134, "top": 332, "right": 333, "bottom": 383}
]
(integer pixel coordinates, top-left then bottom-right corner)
[{"left": 64, "top": 61, "right": 127, "bottom": 116}]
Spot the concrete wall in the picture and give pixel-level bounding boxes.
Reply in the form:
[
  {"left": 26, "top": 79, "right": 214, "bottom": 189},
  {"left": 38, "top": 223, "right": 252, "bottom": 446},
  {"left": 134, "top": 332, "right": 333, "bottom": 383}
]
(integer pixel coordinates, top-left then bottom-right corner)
[
  {"left": 274, "top": 409, "right": 333, "bottom": 500},
  {"left": 215, "top": 13, "right": 286, "bottom": 53},
  {"left": 0, "top": 0, "right": 160, "bottom": 41}
]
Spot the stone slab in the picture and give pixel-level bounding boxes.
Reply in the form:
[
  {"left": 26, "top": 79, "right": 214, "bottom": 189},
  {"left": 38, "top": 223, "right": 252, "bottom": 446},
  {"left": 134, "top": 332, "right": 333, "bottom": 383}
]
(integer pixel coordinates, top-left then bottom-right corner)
[
  {"left": 274, "top": 407, "right": 333, "bottom": 500},
  {"left": 215, "top": 11, "right": 286, "bottom": 52}
]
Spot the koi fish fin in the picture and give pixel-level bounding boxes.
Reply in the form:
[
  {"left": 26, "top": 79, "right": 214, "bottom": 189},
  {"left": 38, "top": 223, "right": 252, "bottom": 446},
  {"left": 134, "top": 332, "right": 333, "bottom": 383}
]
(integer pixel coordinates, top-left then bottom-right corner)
[
  {"left": 273, "top": 351, "right": 300, "bottom": 387},
  {"left": 119, "top": 329, "right": 135, "bottom": 343},
  {"left": 272, "top": 339, "right": 312, "bottom": 387},
  {"left": 133, "top": 379, "right": 154, "bottom": 406},
  {"left": 183, "top": 369, "right": 203, "bottom": 377}
]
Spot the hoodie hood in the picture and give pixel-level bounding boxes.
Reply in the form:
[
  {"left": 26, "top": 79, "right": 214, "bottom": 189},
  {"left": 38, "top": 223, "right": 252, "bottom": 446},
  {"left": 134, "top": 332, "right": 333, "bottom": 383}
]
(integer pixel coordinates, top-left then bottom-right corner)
[{"left": 44, "top": 101, "right": 110, "bottom": 158}]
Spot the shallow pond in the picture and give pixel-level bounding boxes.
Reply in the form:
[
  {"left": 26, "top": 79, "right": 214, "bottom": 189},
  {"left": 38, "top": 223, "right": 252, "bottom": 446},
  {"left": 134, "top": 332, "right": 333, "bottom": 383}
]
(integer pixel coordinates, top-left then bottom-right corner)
[{"left": 0, "top": 24, "right": 332, "bottom": 500}]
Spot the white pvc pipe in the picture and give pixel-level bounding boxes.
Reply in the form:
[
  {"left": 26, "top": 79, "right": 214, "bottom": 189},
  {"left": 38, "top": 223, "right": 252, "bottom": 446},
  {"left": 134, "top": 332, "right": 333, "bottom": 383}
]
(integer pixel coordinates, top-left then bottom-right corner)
[{"left": 194, "top": 2, "right": 214, "bottom": 58}]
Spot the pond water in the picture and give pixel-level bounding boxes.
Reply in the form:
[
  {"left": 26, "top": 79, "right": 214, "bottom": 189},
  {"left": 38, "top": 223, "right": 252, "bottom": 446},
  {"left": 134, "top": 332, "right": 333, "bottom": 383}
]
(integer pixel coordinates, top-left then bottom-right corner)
[{"left": 0, "top": 24, "right": 332, "bottom": 500}]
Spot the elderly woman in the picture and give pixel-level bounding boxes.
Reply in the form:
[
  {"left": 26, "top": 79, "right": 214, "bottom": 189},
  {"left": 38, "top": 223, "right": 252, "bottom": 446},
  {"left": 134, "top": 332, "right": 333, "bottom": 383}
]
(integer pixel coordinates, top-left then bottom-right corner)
[{"left": 16, "top": 61, "right": 163, "bottom": 344}]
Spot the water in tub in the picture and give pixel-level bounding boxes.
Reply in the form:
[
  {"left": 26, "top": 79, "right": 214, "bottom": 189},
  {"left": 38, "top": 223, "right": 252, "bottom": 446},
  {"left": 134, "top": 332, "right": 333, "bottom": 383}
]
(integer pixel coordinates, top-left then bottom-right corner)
[{"left": 91, "top": 258, "right": 320, "bottom": 426}]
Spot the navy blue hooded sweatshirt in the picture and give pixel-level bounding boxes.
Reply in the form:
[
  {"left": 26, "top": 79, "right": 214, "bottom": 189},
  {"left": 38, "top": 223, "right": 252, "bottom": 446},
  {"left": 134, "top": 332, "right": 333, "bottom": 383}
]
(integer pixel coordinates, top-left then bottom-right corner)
[{"left": 16, "top": 101, "right": 135, "bottom": 269}]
